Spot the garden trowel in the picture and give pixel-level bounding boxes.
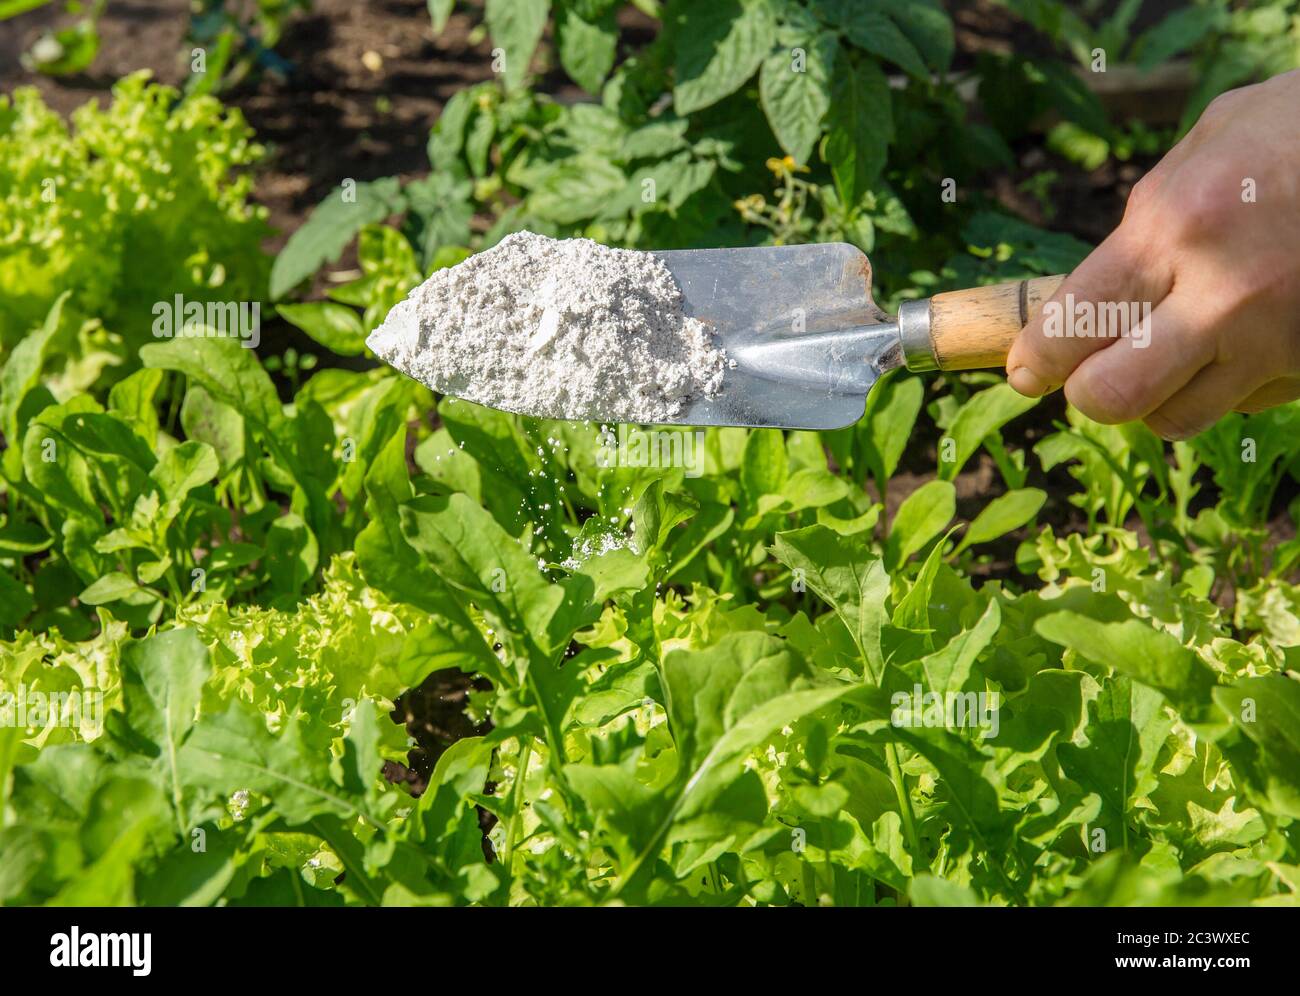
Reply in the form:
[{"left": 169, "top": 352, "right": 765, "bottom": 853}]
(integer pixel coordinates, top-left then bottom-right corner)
[
  {"left": 658, "top": 242, "right": 1065, "bottom": 430},
  {"left": 373, "top": 241, "right": 1065, "bottom": 431}
]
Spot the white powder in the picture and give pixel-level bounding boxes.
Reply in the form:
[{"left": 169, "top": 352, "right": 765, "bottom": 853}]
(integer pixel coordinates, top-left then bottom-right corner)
[
  {"left": 560, "top": 530, "right": 640, "bottom": 571},
  {"left": 367, "top": 232, "right": 729, "bottom": 423}
]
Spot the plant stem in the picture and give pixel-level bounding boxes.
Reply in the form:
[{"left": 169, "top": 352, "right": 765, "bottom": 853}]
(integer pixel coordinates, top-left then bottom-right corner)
[
  {"left": 502, "top": 736, "right": 534, "bottom": 872},
  {"left": 886, "top": 742, "right": 924, "bottom": 867}
]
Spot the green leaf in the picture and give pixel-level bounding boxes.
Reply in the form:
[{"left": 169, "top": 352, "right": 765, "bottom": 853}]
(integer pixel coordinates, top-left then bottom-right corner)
[
  {"left": 141, "top": 337, "right": 283, "bottom": 432},
  {"left": 773, "top": 524, "right": 888, "bottom": 677},
  {"left": 955, "top": 488, "right": 1046, "bottom": 553},
  {"left": 403, "top": 172, "right": 474, "bottom": 268},
  {"left": 557, "top": 0, "right": 618, "bottom": 94},
  {"left": 179, "top": 704, "right": 359, "bottom": 826},
  {"left": 137, "top": 826, "right": 239, "bottom": 906},
  {"left": 50, "top": 778, "right": 166, "bottom": 905},
  {"left": 779, "top": 466, "right": 850, "bottom": 512},
  {"left": 265, "top": 513, "right": 319, "bottom": 597},
  {"left": 860, "top": 371, "right": 924, "bottom": 492},
  {"left": 1, "top": 0, "right": 55, "bottom": 19},
  {"left": 150, "top": 441, "right": 219, "bottom": 502},
  {"left": 356, "top": 428, "right": 464, "bottom": 619},
  {"left": 1035, "top": 61, "right": 1111, "bottom": 138},
  {"left": 1135, "top": 5, "right": 1221, "bottom": 72},
  {"left": 1036, "top": 612, "right": 1218, "bottom": 713},
  {"left": 603, "top": 153, "right": 717, "bottom": 218},
  {"left": 891, "top": 533, "right": 949, "bottom": 634},
  {"left": 825, "top": 49, "right": 892, "bottom": 207},
  {"left": 107, "top": 367, "right": 164, "bottom": 445},
  {"left": 277, "top": 302, "right": 367, "bottom": 356},
  {"left": 878, "top": 0, "right": 953, "bottom": 72},
  {"left": 111, "top": 629, "right": 212, "bottom": 831},
  {"left": 0, "top": 522, "right": 52, "bottom": 556},
  {"left": 759, "top": 31, "right": 837, "bottom": 164},
  {"left": 1058, "top": 676, "right": 1170, "bottom": 825},
  {"left": 22, "top": 418, "right": 100, "bottom": 523},
  {"left": 397, "top": 617, "right": 502, "bottom": 690},
  {"left": 741, "top": 429, "right": 788, "bottom": 505},
  {"left": 0, "top": 571, "right": 35, "bottom": 625},
  {"left": 428, "top": 88, "right": 477, "bottom": 171},
  {"left": 817, "top": 0, "right": 927, "bottom": 78},
  {"left": 180, "top": 386, "right": 245, "bottom": 474},
  {"left": 1213, "top": 676, "right": 1300, "bottom": 820},
  {"left": 599, "top": 631, "right": 880, "bottom": 896},
  {"left": 1046, "top": 121, "right": 1109, "bottom": 171},
  {"left": 408, "top": 735, "right": 495, "bottom": 875},
  {"left": 79, "top": 572, "right": 146, "bottom": 605},
  {"left": 673, "top": 0, "right": 777, "bottom": 115},
  {"left": 921, "top": 599, "right": 1000, "bottom": 695},
  {"left": 631, "top": 479, "right": 698, "bottom": 558},
  {"left": 939, "top": 383, "right": 1037, "bottom": 481},
  {"left": 485, "top": 0, "right": 550, "bottom": 90},
  {"left": 399, "top": 492, "right": 573, "bottom": 654},
  {"left": 55, "top": 411, "right": 155, "bottom": 519},
  {"left": 1, "top": 291, "right": 68, "bottom": 444},
  {"left": 527, "top": 156, "right": 628, "bottom": 225},
  {"left": 910, "top": 874, "right": 979, "bottom": 906},
  {"left": 892, "top": 723, "right": 1011, "bottom": 851},
  {"left": 270, "top": 178, "right": 405, "bottom": 299},
  {"left": 886, "top": 479, "right": 955, "bottom": 569},
  {"left": 428, "top": 0, "right": 455, "bottom": 33}
]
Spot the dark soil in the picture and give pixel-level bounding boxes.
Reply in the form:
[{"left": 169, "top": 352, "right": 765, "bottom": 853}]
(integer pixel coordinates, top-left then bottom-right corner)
[{"left": 385, "top": 667, "right": 493, "bottom": 794}]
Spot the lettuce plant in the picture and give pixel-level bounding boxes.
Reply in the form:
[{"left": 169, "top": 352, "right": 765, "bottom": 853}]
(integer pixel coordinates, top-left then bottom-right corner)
[{"left": 0, "top": 73, "right": 270, "bottom": 363}]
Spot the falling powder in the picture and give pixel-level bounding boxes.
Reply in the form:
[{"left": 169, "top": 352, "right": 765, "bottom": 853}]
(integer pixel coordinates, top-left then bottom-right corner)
[
  {"left": 559, "top": 530, "right": 640, "bottom": 571},
  {"left": 367, "top": 232, "right": 730, "bottom": 423}
]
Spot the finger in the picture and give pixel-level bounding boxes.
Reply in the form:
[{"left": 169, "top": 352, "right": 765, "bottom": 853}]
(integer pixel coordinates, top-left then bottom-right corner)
[
  {"left": 1063, "top": 292, "right": 1213, "bottom": 424},
  {"left": 1006, "top": 229, "right": 1173, "bottom": 397},
  {"left": 1236, "top": 376, "right": 1300, "bottom": 413},
  {"left": 1143, "top": 361, "right": 1271, "bottom": 441}
]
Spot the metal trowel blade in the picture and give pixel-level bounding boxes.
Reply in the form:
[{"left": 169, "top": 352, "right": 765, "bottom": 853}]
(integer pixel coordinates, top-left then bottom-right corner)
[{"left": 658, "top": 243, "right": 903, "bottom": 430}]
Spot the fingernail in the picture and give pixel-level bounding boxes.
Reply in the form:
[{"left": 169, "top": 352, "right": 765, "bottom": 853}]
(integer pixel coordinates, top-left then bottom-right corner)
[{"left": 1008, "top": 365, "right": 1050, "bottom": 397}]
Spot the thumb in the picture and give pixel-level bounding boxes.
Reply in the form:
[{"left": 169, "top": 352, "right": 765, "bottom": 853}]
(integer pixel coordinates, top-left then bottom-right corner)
[{"left": 1006, "top": 228, "right": 1172, "bottom": 397}]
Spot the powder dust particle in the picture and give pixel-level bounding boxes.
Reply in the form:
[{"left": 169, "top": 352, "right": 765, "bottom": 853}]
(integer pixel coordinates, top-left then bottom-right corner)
[{"left": 367, "top": 232, "right": 730, "bottom": 423}]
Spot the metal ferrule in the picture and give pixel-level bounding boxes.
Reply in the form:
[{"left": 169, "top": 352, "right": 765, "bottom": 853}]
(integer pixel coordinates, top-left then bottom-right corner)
[{"left": 897, "top": 298, "right": 936, "bottom": 371}]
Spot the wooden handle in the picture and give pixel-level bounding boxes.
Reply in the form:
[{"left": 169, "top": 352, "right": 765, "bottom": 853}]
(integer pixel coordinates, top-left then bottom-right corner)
[{"left": 928, "top": 275, "right": 1066, "bottom": 370}]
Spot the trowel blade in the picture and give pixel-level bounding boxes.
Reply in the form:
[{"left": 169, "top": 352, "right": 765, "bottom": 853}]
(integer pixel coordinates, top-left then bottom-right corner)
[{"left": 657, "top": 243, "right": 902, "bottom": 430}]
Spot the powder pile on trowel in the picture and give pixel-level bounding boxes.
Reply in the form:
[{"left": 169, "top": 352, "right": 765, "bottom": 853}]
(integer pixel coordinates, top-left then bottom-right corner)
[{"left": 366, "top": 232, "right": 729, "bottom": 423}]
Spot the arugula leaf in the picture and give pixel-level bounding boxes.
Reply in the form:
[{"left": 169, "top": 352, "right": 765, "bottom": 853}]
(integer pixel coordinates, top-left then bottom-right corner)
[
  {"left": 939, "top": 383, "right": 1037, "bottom": 482},
  {"left": 955, "top": 488, "right": 1046, "bottom": 553},
  {"left": 1036, "top": 611, "right": 1218, "bottom": 714},
  {"left": 1058, "top": 676, "right": 1171, "bottom": 844},
  {"left": 773, "top": 524, "right": 888, "bottom": 678},
  {"left": 886, "top": 479, "right": 955, "bottom": 569},
  {"left": 107, "top": 629, "right": 211, "bottom": 832},
  {"left": 277, "top": 302, "right": 368, "bottom": 356}
]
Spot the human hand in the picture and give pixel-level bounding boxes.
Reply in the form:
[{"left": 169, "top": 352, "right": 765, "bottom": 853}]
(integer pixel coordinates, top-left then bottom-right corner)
[{"left": 1005, "top": 69, "right": 1300, "bottom": 439}]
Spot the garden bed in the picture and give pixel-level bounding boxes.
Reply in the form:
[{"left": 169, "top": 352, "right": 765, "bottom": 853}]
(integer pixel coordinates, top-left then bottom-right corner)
[{"left": 4, "top": 0, "right": 1299, "bottom": 909}]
